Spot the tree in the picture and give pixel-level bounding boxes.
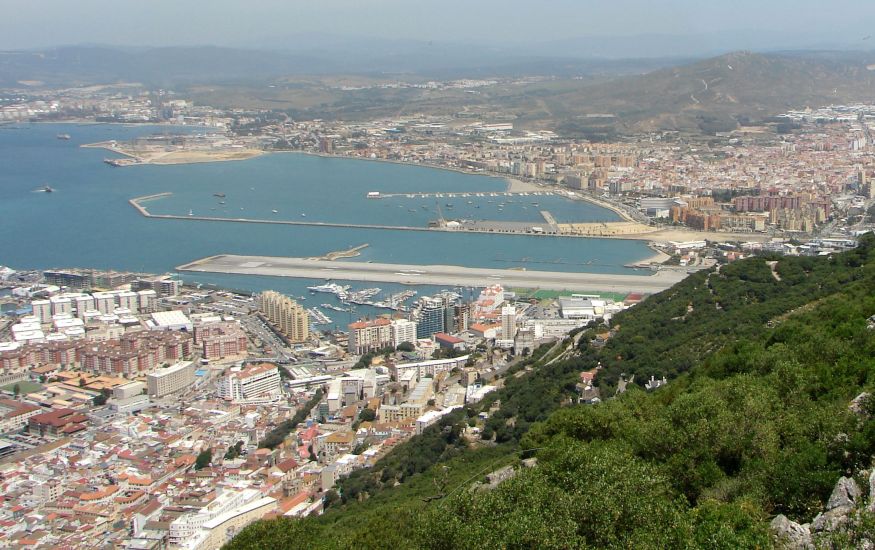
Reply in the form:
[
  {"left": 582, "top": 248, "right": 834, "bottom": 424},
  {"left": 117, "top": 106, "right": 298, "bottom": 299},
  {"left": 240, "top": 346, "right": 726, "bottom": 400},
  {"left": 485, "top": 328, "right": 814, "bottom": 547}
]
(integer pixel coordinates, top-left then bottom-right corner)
[
  {"left": 12, "top": 383, "right": 20, "bottom": 397},
  {"left": 195, "top": 449, "right": 213, "bottom": 470},
  {"left": 359, "top": 408, "right": 376, "bottom": 422},
  {"left": 396, "top": 341, "right": 415, "bottom": 352},
  {"left": 324, "top": 489, "right": 340, "bottom": 508},
  {"left": 225, "top": 440, "right": 245, "bottom": 460},
  {"left": 93, "top": 393, "right": 108, "bottom": 406},
  {"left": 78, "top": 377, "right": 86, "bottom": 387}
]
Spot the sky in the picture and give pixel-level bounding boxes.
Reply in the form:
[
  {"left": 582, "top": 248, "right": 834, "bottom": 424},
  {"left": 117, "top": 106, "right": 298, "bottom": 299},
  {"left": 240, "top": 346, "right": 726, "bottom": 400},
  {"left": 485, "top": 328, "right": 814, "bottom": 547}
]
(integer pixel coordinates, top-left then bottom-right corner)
[{"left": 1, "top": 0, "right": 873, "bottom": 52}]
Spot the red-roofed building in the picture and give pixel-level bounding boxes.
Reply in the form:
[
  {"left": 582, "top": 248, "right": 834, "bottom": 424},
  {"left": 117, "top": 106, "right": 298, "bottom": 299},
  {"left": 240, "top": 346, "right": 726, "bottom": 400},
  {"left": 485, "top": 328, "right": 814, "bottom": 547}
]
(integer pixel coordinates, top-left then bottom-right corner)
[
  {"left": 433, "top": 333, "right": 466, "bottom": 351},
  {"left": 347, "top": 318, "right": 392, "bottom": 354},
  {"left": 27, "top": 408, "right": 88, "bottom": 438},
  {"left": 469, "top": 323, "right": 501, "bottom": 339}
]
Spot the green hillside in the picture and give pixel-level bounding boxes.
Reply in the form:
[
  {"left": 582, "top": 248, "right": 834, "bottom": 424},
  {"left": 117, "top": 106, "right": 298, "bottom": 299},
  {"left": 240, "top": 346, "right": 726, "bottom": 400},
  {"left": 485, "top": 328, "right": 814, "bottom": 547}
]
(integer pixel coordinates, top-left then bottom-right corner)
[{"left": 226, "top": 236, "right": 875, "bottom": 549}]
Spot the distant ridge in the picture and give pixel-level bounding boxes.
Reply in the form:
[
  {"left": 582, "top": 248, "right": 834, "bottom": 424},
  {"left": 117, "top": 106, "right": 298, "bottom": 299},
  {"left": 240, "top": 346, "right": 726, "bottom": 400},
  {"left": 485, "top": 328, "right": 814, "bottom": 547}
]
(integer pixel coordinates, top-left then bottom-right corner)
[
  {"left": 546, "top": 50, "right": 875, "bottom": 134},
  {"left": 0, "top": 44, "right": 686, "bottom": 87}
]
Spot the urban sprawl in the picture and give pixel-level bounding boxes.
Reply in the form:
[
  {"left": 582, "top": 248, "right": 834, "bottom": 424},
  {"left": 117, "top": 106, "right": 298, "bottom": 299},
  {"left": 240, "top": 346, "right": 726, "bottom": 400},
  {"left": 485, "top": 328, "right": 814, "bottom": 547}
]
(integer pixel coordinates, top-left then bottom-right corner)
[{"left": 1, "top": 82, "right": 874, "bottom": 548}]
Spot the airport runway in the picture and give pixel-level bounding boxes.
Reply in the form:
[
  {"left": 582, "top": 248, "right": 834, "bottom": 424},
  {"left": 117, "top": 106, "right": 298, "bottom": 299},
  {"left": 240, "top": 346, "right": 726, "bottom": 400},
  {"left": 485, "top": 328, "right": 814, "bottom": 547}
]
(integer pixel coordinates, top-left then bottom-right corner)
[{"left": 177, "top": 254, "right": 691, "bottom": 294}]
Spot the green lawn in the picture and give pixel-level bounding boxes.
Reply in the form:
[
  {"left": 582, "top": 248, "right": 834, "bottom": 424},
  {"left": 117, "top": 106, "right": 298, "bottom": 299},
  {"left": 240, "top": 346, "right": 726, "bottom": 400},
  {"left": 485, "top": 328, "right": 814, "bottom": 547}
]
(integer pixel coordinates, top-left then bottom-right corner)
[
  {"left": 2, "top": 380, "right": 43, "bottom": 395},
  {"left": 510, "top": 288, "right": 629, "bottom": 301}
]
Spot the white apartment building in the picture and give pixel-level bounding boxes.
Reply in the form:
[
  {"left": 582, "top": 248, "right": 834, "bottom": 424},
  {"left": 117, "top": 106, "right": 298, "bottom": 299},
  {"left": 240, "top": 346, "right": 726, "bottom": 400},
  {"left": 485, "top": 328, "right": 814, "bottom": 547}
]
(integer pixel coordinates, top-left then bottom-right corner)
[
  {"left": 168, "top": 488, "right": 263, "bottom": 547},
  {"left": 501, "top": 305, "right": 517, "bottom": 340},
  {"left": 218, "top": 363, "right": 281, "bottom": 402},
  {"left": 390, "top": 319, "right": 417, "bottom": 348},
  {"left": 146, "top": 361, "right": 196, "bottom": 398}
]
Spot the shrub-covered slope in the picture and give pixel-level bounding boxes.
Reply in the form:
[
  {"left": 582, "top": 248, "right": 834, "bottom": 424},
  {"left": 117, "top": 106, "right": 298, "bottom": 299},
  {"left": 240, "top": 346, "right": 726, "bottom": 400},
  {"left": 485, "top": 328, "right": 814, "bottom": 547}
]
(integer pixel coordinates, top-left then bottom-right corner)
[{"left": 227, "top": 236, "right": 875, "bottom": 549}]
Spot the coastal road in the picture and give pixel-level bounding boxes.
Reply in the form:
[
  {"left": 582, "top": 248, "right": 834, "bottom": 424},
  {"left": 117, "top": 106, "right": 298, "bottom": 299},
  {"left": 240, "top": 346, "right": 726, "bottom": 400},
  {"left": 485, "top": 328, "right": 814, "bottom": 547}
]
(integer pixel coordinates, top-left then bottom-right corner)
[{"left": 177, "top": 254, "right": 692, "bottom": 294}]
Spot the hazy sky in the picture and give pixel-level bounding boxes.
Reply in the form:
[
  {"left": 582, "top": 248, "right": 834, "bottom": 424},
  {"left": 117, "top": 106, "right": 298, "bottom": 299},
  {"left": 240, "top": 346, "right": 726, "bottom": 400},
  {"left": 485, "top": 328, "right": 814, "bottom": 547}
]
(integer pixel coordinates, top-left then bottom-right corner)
[{"left": 1, "top": 0, "right": 872, "bottom": 51}]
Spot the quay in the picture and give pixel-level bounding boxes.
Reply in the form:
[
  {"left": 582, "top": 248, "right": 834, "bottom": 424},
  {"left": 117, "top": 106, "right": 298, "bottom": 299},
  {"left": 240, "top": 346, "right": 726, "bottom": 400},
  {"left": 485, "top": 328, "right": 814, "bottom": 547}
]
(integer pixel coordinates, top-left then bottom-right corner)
[
  {"left": 366, "top": 190, "right": 554, "bottom": 199},
  {"left": 128, "top": 193, "right": 657, "bottom": 238},
  {"left": 177, "top": 254, "right": 692, "bottom": 294}
]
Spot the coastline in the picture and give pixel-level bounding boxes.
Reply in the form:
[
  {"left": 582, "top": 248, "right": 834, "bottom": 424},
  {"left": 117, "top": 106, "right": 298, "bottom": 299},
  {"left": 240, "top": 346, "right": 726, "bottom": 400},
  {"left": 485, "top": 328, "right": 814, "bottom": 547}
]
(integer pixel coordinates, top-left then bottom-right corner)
[
  {"left": 62, "top": 122, "right": 771, "bottom": 246},
  {"left": 278, "top": 149, "right": 543, "bottom": 194},
  {"left": 81, "top": 140, "right": 264, "bottom": 165}
]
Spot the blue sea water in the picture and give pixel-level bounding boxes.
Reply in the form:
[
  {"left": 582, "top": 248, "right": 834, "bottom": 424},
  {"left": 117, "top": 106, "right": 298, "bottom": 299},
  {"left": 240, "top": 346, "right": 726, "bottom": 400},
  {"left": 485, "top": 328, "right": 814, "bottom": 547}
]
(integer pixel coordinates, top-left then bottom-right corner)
[{"left": 0, "top": 123, "right": 654, "bottom": 319}]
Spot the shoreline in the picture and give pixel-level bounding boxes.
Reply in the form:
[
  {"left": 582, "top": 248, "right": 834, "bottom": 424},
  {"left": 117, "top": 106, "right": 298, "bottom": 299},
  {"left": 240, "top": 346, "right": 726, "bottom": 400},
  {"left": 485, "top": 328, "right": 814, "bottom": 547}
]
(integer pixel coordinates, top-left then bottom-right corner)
[
  {"left": 81, "top": 140, "right": 264, "bottom": 165},
  {"left": 58, "top": 122, "right": 771, "bottom": 246},
  {"left": 279, "top": 150, "right": 543, "bottom": 194}
]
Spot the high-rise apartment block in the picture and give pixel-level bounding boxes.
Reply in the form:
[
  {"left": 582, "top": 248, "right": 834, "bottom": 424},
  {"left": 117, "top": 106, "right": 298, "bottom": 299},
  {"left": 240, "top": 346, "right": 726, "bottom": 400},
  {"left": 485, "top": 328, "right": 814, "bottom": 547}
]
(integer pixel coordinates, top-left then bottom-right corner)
[
  {"left": 259, "top": 291, "right": 309, "bottom": 343},
  {"left": 390, "top": 319, "right": 417, "bottom": 348},
  {"left": 501, "top": 305, "right": 517, "bottom": 340}
]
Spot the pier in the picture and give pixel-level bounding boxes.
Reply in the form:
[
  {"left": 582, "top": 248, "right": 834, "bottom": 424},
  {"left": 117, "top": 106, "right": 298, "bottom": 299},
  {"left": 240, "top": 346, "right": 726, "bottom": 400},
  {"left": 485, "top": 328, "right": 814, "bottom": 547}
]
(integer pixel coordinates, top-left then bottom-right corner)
[
  {"left": 128, "top": 193, "right": 658, "bottom": 238},
  {"left": 540, "top": 210, "right": 558, "bottom": 226},
  {"left": 177, "top": 254, "right": 692, "bottom": 294},
  {"left": 366, "top": 191, "right": 554, "bottom": 199}
]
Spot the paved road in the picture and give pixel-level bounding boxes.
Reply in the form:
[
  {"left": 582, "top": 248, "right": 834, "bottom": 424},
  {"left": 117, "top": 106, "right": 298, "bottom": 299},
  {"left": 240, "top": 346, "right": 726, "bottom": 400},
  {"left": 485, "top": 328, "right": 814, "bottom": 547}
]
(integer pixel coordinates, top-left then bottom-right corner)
[{"left": 178, "top": 254, "right": 692, "bottom": 294}]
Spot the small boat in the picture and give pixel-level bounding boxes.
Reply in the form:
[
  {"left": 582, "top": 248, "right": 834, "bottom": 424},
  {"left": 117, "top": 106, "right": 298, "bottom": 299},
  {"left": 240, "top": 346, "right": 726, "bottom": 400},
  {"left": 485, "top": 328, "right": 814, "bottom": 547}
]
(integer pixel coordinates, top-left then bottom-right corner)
[
  {"left": 301, "top": 213, "right": 306, "bottom": 217},
  {"left": 56, "top": 133, "right": 71, "bottom": 140},
  {"left": 219, "top": 201, "right": 226, "bottom": 205},
  {"left": 272, "top": 209, "right": 279, "bottom": 214},
  {"left": 213, "top": 192, "right": 226, "bottom": 198},
  {"left": 188, "top": 209, "right": 193, "bottom": 216},
  {"left": 41, "top": 185, "right": 54, "bottom": 193}
]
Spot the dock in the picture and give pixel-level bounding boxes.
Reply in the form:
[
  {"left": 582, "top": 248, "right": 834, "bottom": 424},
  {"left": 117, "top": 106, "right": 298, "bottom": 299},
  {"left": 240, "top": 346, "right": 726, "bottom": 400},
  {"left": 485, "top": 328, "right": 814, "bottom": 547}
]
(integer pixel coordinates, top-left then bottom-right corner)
[
  {"left": 367, "top": 191, "right": 554, "bottom": 200},
  {"left": 177, "top": 254, "right": 692, "bottom": 294},
  {"left": 128, "top": 193, "right": 657, "bottom": 238}
]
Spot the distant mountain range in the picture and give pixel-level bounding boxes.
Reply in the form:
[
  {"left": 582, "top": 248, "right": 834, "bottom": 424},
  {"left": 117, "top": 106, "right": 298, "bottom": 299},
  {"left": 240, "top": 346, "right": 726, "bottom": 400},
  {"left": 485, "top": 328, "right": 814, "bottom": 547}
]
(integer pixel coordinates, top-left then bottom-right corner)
[
  {"left": 542, "top": 50, "right": 875, "bottom": 134},
  {"left": 0, "top": 44, "right": 688, "bottom": 87},
  {"left": 1, "top": 45, "right": 874, "bottom": 135}
]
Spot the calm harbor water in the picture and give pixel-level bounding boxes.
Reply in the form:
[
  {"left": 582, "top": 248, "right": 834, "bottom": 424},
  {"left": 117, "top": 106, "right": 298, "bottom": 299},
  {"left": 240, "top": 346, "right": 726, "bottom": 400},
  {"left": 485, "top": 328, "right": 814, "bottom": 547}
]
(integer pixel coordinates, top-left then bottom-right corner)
[{"left": 0, "top": 123, "right": 654, "bottom": 319}]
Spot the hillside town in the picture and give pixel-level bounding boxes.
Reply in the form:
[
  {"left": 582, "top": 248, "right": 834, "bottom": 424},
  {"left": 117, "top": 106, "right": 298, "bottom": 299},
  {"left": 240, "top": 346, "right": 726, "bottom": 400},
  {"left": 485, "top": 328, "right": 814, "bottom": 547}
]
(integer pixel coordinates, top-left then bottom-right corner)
[
  {"left": 2, "top": 81, "right": 875, "bottom": 549},
  {"left": 0, "top": 264, "right": 640, "bottom": 548}
]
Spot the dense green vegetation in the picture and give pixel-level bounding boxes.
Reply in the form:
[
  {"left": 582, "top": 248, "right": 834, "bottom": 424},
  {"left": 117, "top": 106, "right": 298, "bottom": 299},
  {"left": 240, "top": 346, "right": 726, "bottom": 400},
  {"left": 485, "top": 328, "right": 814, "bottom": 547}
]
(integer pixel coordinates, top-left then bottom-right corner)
[
  {"left": 228, "top": 236, "right": 875, "bottom": 548},
  {"left": 195, "top": 449, "right": 212, "bottom": 471}
]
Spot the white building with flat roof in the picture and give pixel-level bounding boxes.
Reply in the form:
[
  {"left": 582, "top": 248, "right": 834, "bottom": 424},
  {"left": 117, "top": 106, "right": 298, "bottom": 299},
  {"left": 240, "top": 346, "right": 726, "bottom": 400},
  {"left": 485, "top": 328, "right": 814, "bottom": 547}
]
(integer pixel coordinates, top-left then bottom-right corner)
[
  {"left": 217, "top": 363, "right": 281, "bottom": 403},
  {"left": 147, "top": 361, "right": 195, "bottom": 398},
  {"left": 148, "top": 310, "right": 193, "bottom": 331},
  {"left": 501, "top": 305, "right": 517, "bottom": 340},
  {"left": 390, "top": 319, "right": 417, "bottom": 348}
]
